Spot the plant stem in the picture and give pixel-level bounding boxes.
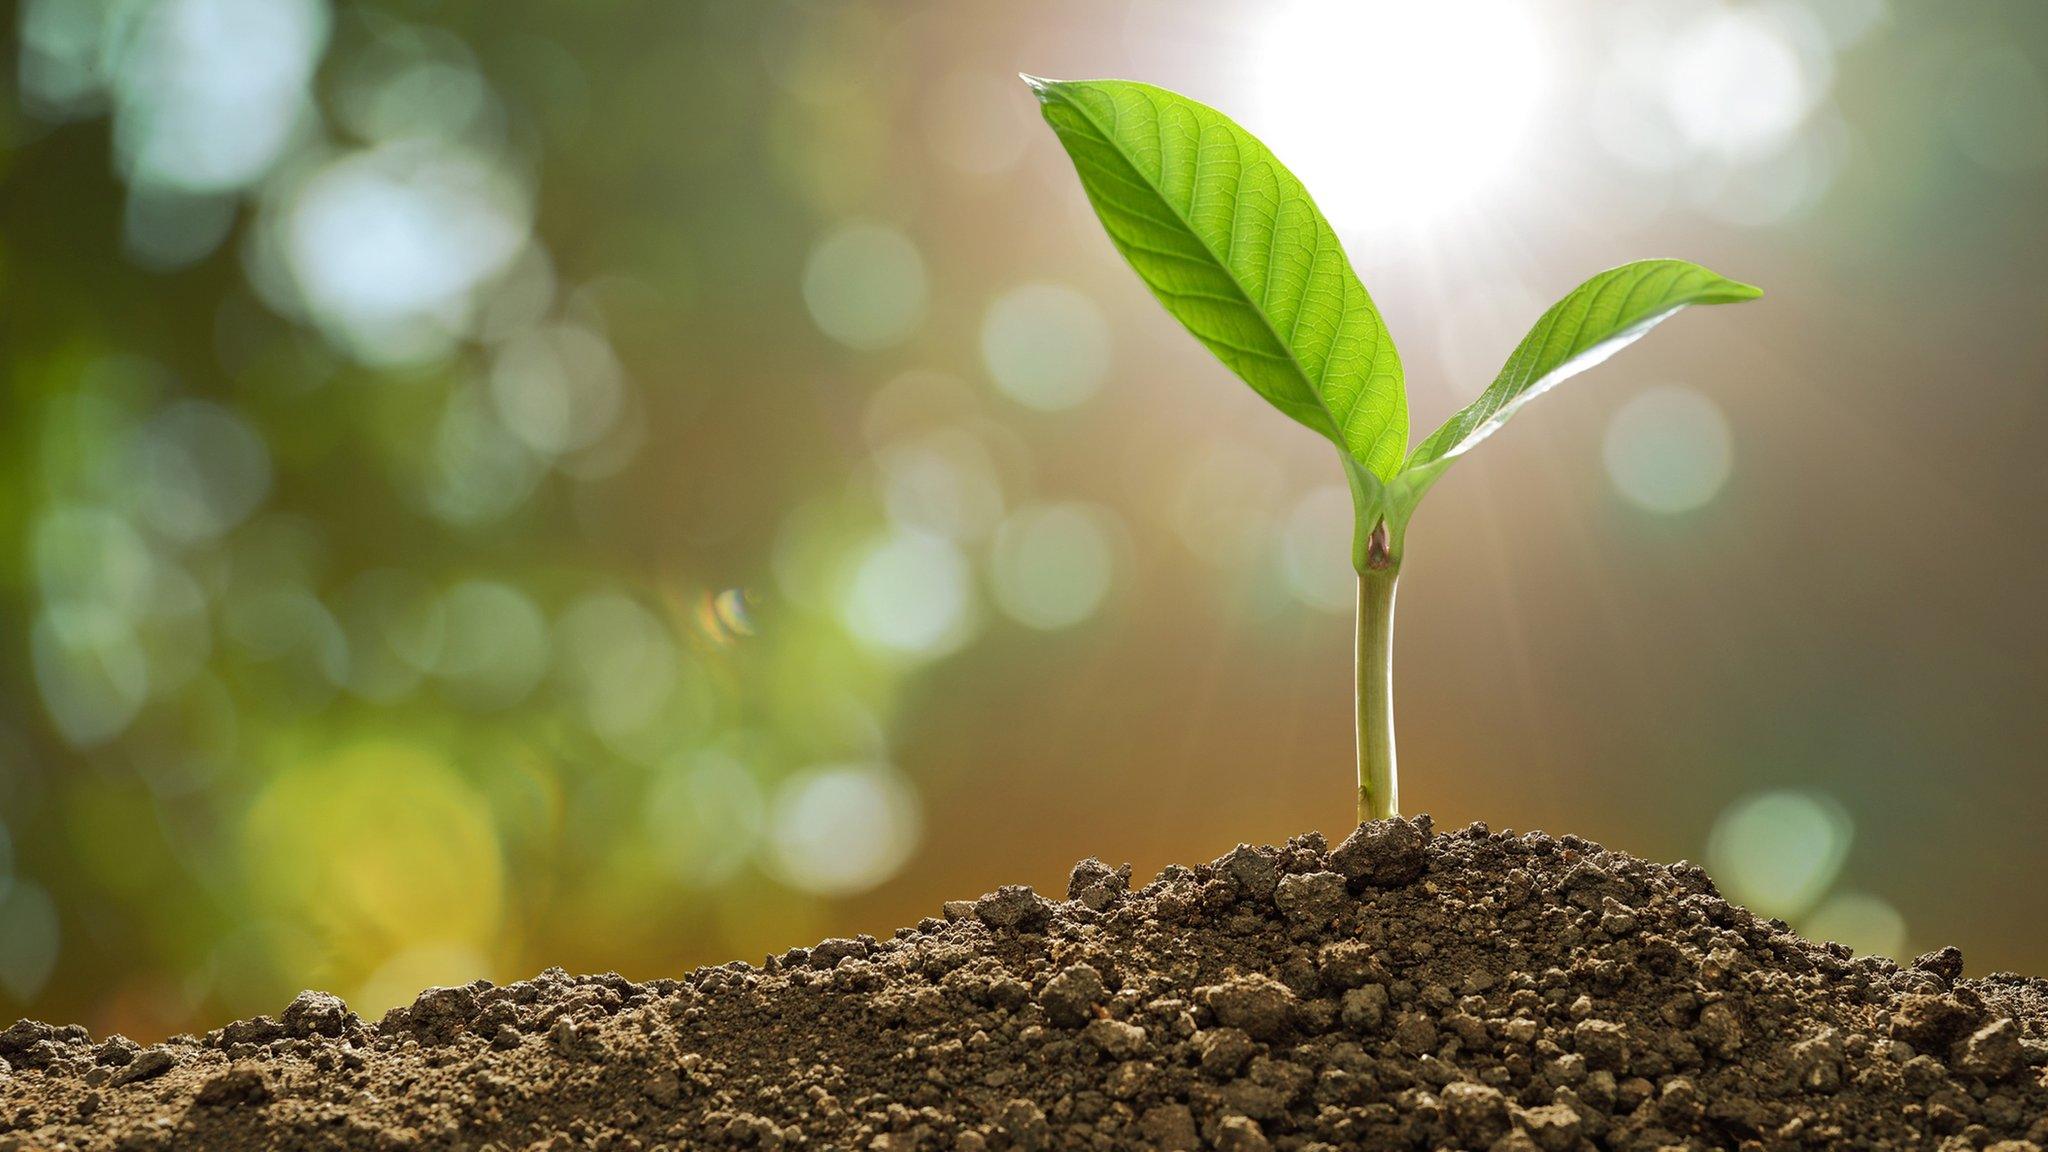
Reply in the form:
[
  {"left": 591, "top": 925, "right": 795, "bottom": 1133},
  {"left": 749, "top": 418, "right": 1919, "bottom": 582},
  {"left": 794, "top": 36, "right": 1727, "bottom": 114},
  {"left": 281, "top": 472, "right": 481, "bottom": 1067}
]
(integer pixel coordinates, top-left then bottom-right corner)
[{"left": 1355, "top": 529, "right": 1400, "bottom": 824}]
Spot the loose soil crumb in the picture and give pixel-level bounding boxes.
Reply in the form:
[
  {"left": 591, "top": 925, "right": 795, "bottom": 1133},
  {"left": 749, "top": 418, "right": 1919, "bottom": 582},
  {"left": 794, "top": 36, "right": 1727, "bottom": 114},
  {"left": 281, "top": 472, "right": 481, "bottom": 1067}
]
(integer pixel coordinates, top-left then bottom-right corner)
[{"left": 7, "top": 817, "right": 2048, "bottom": 1151}]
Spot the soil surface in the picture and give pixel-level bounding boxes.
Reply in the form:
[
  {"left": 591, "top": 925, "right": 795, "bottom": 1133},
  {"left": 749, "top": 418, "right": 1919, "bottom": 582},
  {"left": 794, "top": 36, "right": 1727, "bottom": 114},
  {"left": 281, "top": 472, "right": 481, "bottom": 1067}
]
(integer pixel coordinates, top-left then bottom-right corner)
[{"left": 6, "top": 817, "right": 2048, "bottom": 1151}]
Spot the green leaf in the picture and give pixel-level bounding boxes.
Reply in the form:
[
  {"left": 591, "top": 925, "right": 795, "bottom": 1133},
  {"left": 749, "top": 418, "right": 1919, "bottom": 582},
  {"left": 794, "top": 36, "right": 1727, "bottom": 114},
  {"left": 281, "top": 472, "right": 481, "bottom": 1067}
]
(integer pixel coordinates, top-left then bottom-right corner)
[
  {"left": 1026, "top": 76, "right": 1407, "bottom": 480},
  {"left": 1392, "top": 259, "right": 1760, "bottom": 517}
]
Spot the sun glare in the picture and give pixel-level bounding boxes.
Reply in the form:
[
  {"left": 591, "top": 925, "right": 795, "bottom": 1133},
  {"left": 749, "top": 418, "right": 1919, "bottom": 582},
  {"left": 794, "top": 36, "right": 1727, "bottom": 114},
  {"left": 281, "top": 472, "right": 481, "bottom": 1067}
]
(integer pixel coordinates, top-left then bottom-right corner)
[{"left": 1250, "top": 0, "right": 1553, "bottom": 233}]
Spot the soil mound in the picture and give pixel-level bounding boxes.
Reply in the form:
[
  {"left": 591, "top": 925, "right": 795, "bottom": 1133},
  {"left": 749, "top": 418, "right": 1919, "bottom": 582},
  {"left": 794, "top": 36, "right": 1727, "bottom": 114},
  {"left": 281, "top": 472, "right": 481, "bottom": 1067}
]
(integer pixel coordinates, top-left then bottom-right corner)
[{"left": 6, "top": 817, "right": 2048, "bottom": 1151}]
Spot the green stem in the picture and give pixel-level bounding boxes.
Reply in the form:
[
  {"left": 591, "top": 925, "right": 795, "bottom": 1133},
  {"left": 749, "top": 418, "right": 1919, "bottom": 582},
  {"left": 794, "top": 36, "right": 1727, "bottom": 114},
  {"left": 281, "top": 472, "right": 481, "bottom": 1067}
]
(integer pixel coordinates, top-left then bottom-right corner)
[{"left": 1355, "top": 526, "right": 1400, "bottom": 824}]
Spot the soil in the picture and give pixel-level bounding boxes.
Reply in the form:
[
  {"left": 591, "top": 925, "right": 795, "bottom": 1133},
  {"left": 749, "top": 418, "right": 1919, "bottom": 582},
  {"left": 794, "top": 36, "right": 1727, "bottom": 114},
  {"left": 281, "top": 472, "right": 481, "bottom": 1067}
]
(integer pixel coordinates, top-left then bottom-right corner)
[{"left": 5, "top": 816, "right": 2048, "bottom": 1152}]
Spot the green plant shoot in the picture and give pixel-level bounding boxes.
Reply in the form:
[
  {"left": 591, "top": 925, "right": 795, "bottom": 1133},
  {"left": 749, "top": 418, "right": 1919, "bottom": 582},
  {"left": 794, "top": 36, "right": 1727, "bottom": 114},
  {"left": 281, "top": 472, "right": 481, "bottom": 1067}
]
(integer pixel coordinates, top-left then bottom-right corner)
[{"left": 1026, "top": 76, "right": 1761, "bottom": 823}]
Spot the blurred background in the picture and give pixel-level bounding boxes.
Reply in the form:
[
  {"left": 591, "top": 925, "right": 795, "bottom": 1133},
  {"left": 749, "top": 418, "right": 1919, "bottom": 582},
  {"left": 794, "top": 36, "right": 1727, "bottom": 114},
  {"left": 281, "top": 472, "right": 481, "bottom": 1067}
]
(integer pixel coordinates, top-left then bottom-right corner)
[{"left": 1, "top": 0, "right": 2044, "bottom": 1041}]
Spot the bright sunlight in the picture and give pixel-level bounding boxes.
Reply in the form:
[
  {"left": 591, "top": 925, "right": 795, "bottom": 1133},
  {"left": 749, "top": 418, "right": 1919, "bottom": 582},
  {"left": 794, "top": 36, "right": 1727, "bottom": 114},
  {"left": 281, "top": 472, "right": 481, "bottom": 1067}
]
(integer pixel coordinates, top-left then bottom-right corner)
[{"left": 1250, "top": 0, "right": 1553, "bottom": 232}]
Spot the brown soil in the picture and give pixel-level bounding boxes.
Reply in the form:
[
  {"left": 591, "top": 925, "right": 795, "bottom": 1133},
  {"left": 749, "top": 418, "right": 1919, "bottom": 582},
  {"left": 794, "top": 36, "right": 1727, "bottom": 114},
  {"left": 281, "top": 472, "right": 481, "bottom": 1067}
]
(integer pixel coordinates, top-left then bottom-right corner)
[{"left": 5, "top": 817, "right": 2048, "bottom": 1152}]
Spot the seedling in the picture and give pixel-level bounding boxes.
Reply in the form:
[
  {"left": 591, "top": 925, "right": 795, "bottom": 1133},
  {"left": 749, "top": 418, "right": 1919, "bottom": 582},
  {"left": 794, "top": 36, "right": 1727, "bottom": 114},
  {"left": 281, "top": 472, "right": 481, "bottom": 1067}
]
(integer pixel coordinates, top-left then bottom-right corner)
[{"left": 1026, "top": 77, "right": 1761, "bottom": 822}]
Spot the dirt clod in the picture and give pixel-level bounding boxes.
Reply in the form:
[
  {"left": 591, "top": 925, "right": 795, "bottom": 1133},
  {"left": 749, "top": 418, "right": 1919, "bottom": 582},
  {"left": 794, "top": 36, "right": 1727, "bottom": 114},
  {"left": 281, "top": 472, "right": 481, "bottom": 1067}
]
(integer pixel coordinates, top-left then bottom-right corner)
[
  {"left": 1328, "top": 813, "right": 1432, "bottom": 886},
  {"left": 11, "top": 815, "right": 2048, "bottom": 1150},
  {"left": 1442, "top": 1080, "right": 1511, "bottom": 1143},
  {"left": 1191, "top": 1027, "right": 1250, "bottom": 1079},
  {"left": 1217, "top": 845, "right": 1280, "bottom": 902},
  {"left": 807, "top": 937, "right": 868, "bottom": 970},
  {"left": 1037, "top": 963, "right": 1106, "bottom": 1028},
  {"left": 1572, "top": 1017, "right": 1631, "bottom": 1071},
  {"left": 1212, "top": 1112, "right": 1271, "bottom": 1152},
  {"left": 1519, "top": 1100, "right": 1583, "bottom": 1151},
  {"left": 974, "top": 884, "right": 1054, "bottom": 932},
  {"left": 1197, "top": 974, "right": 1298, "bottom": 1042},
  {"left": 1065, "top": 857, "right": 1132, "bottom": 911},
  {"left": 104, "top": 1047, "right": 172, "bottom": 1088},
  {"left": 1273, "top": 870, "right": 1347, "bottom": 924},
  {"left": 1140, "top": 1101, "right": 1197, "bottom": 1150},
  {"left": 1891, "top": 991, "right": 1983, "bottom": 1050},
  {"left": 406, "top": 984, "right": 480, "bottom": 1045},
  {"left": 1083, "top": 1017, "right": 1148, "bottom": 1058},
  {"left": 1000, "top": 1097, "right": 1049, "bottom": 1151},
  {"left": 1959, "top": 1016, "right": 2024, "bottom": 1078},
  {"left": 279, "top": 989, "right": 355, "bottom": 1038},
  {"left": 192, "top": 1064, "right": 268, "bottom": 1108},
  {"left": 1916, "top": 945, "right": 1967, "bottom": 986}
]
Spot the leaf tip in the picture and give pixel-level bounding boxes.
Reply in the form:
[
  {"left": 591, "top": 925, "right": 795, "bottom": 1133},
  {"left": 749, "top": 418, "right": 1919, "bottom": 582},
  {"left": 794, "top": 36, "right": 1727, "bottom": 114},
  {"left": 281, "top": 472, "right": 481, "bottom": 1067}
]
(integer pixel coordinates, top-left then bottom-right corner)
[
  {"left": 1725, "top": 278, "right": 1764, "bottom": 302},
  {"left": 1018, "top": 73, "right": 1061, "bottom": 102}
]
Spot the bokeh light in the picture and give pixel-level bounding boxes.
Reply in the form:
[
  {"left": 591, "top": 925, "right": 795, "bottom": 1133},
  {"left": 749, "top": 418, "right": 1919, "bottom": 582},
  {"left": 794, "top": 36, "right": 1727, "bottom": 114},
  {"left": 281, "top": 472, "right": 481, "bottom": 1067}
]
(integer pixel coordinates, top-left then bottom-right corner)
[
  {"left": 1801, "top": 891, "right": 1908, "bottom": 960},
  {"left": 839, "top": 529, "right": 978, "bottom": 660},
  {"left": 16, "top": 1, "right": 108, "bottom": 119},
  {"left": 646, "top": 751, "right": 765, "bottom": 887},
  {"left": 803, "top": 223, "right": 929, "bottom": 351},
  {"left": 424, "top": 384, "right": 548, "bottom": 527},
  {"left": 1602, "top": 385, "right": 1735, "bottom": 514},
  {"left": 242, "top": 742, "right": 503, "bottom": 1012},
  {"left": 354, "top": 943, "right": 495, "bottom": 1023},
  {"left": 489, "top": 324, "right": 627, "bottom": 457},
  {"left": 331, "top": 23, "right": 497, "bottom": 147},
  {"left": 980, "top": 284, "right": 1112, "bottom": 411},
  {"left": 130, "top": 401, "right": 273, "bottom": 544},
  {"left": 1280, "top": 486, "right": 1355, "bottom": 614},
  {"left": 34, "top": 507, "right": 157, "bottom": 628},
  {"left": 432, "top": 581, "right": 550, "bottom": 711},
  {"left": 274, "top": 143, "right": 532, "bottom": 365},
  {"left": 29, "top": 504, "right": 162, "bottom": 747},
  {"left": 1665, "top": 7, "right": 1829, "bottom": 161},
  {"left": 1590, "top": 1, "right": 1846, "bottom": 228},
  {"left": 989, "top": 503, "right": 1121, "bottom": 631},
  {"left": 876, "top": 428, "right": 1009, "bottom": 542},
  {"left": 123, "top": 188, "right": 238, "bottom": 271},
  {"left": 766, "top": 763, "right": 922, "bottom": 898},
  {"left": 554, "top": 592, "right": 685, "bottom": 760},
  {"left": 31, "top": 612, "right": 150, "bottom": 749},
  {"left": 18, "top": 0, "right": 329, "bottom": 196},
  {"left": 1706, "top": 789, "right": 1852, "bottom": 921},
  {"left": 0, "top": 882, "right": 61, "bottom": 1003},
  {"left": 223, "top": 585, "right": 346, "bottom": 681}
]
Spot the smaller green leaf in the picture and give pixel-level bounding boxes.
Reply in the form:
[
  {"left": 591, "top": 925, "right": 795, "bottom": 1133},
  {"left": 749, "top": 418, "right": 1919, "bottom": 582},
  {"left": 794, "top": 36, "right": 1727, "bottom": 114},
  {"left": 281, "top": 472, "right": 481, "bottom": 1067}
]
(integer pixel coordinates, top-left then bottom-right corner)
[{"left": 1392, "top": 259, "right": 1760, "bottom": 521}]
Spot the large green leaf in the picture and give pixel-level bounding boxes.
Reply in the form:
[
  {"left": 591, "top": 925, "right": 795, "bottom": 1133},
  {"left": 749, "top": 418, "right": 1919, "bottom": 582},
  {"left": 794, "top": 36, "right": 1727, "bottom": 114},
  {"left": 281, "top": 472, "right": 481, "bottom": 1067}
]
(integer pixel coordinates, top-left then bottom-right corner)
[
  {"left": 1027, "top": 76, "right": 1407, "bottom": 481},
  {"left": 1392, "top": 259, "right": 1761, "bottom": 519}
]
